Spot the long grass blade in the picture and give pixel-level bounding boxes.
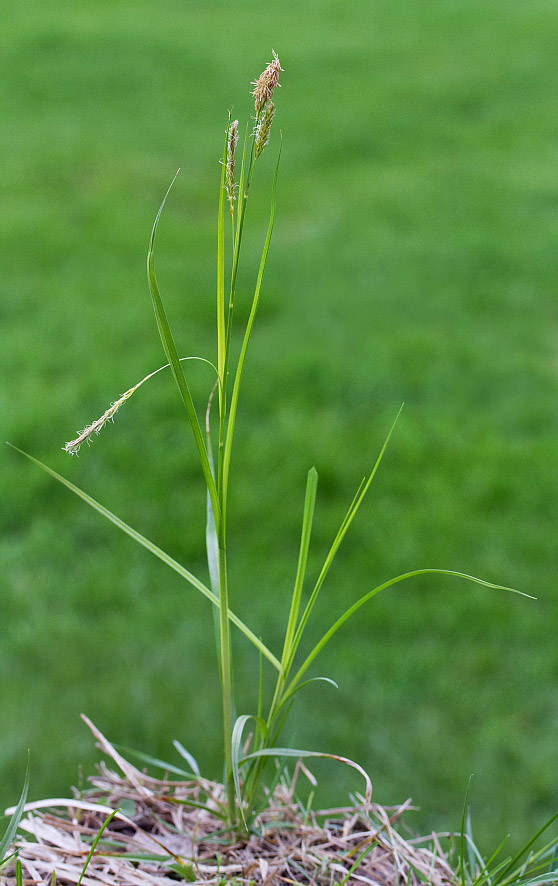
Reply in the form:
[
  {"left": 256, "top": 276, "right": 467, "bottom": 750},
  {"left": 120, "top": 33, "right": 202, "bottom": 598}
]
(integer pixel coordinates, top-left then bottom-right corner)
[
  {"left": 285, "top": 568, "right": 531, "bottom": 698},
  {"left": 77, "top": 808, "right": 119, "bottom": 886},
  {"left": 281, "top": 467, "right": 318, "bottom": 671},
  {"left": 0, "top": 755, "right": 29, "bottom": 866},
  {"left": 231, "top": 714, "right": 268, "bottom": 827},
  {"left": 460, "top": 776, "right": 473, "bottom": 885},
  {"left": 240, "top": 747, "right": 372, "bottom": 807},
  {"left": 147, "top": 172, "right": 220, "bottom": 525},
  {"left": 275, "top": 675, "right": 338, "bottom": 713},
  {"left": 492, "top": 810, "right": 558, "bottom": 885},
  {"left": 287, "top": 406, "right": 403, "bottom": 669},
  {"left": 471, "top": 834, "right": 510, "bottom": 886},
  {"left": 205, "top": 398, "right": 222, "bottom": 671},
  {"left": 221, "top": 142, "right": 281, "bottom": 508},
  {"left": 8, "top": 445, "right": 281, "bottom": 671}
]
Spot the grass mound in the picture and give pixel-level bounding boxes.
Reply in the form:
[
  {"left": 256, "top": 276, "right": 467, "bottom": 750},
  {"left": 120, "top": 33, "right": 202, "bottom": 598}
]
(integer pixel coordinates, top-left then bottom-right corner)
[{"left": 4, "top": 718, "right": 453, "bottom": 886}]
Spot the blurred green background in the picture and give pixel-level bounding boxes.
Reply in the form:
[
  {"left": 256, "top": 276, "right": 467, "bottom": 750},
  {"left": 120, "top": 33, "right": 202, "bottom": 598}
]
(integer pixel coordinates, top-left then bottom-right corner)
[{"left": 2, "top": 0, "right": 557, "bottom": 855}]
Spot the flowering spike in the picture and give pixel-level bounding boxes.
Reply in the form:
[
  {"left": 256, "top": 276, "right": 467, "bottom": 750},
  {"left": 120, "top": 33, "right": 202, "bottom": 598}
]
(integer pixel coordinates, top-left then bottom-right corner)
[
  {"left": 254, "top": 102, "right": 276, "bottom": 160},
  {"left": 251, "top": 51, "right": 282, "bottom": 115},
  {"left": 226, "top": 119, "right": 239, "bottom": 214},
  {"left": 64, "top": 383, "right": 140, "bottom": 455}
]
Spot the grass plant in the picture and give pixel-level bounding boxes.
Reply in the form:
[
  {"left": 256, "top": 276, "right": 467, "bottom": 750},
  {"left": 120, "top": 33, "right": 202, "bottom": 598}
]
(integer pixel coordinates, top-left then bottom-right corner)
[
  {"left": 453, "top": 788, "right": 558, "bottom": 886},
  {"left": 10, "top": 53, "right": 532, "bottom": 838}
]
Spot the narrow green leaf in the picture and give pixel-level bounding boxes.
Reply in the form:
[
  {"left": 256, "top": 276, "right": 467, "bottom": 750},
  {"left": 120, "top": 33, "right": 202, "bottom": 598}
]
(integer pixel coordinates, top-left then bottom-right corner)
[
  {"left": 231, "top": 715, "right": 268, "bottom": 827},
  {"left": 1, "top": 852, "right": 18, "bottom": 871},
  {"left": 77, "top": 808, "right": 118, "bottom": 886},
  {"left": 277, "top": 676, "right": 338, "bottom": 712},
  {"left": 173, "top": 740, "right": 201, "bottom": 777},
  {"left": 112, "top": 744, "right": 195, "bottom": 779},
  {"left": 16, "top": 859, "right": 23, "bottom": 886},
  {"left": 0, "top": 754, "right": 29, "bottom": 865},
  {"left": 240, "top": 747, "right": 372, "bottom": 806},
  {"left": 222, "top": 142, "right": 281, "bottom": 508},
  {"left": 147, "top": 172, "right": 220, "bottom": 526},
  {"left": 8, "top": 445, "right": 281, "bottom": 672},
  {"left": 338, "top": 839, "right": 378, "bottom": 886},
  {"left": 470, "top": 834, "right": 511, "bottom": 886},
  {"left": 281, "top": 467, "right": 318, "bottom": 673},
  {"left": 205, "top": 412, "right": 222, "bottom": 672},
  {"left": 287, "top": 406, "right": 403, "bottom": 668},
  {"left": 285, "top": 568, "right": 530, "bottom": 698},
  {"left": 460, "top": 776, "right": 473, "bottom": 885},
  {"left": 493, "top": 810, "right": 558, "bottom": 885}
]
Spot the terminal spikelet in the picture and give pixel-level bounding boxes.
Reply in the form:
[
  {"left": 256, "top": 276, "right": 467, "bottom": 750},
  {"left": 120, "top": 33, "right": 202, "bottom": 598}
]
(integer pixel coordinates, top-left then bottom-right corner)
[
  {"left": 251, "top": 50, "right": 282, "bottom": 115},
  {"left": 225, "top": 118, "right": 239, "bottom": 213}
]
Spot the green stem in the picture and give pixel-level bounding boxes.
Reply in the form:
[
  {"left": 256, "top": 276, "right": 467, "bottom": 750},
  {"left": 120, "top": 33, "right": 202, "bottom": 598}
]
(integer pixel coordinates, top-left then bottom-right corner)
[
  {"left": 222, "top": 144, "right": 280, "bottom": 511},
  {"left": 217, "top": 531, "right": 236, "bottom": 823}
]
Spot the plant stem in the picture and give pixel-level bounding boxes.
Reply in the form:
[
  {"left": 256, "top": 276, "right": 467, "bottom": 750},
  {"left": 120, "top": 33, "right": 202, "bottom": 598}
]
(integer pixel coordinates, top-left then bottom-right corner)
[{"left": 217, "top": 530, "right": 236, "bottom": 823}]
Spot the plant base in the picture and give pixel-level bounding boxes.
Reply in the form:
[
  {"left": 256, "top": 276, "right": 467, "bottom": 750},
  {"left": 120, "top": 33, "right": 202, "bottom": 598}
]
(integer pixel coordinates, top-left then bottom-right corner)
[{"left": 4, "top": 718, "right": 454, "bottom": 886}]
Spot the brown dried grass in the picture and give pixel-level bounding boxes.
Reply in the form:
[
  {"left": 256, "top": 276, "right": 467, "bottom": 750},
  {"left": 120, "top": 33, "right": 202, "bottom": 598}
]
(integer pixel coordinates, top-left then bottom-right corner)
[{"left": 4, "top": 718, "right": 455, "bottom": 886}]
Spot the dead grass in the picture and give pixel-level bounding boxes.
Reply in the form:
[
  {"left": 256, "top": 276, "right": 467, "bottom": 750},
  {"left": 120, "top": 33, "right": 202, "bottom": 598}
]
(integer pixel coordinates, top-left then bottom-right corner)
[{"left": 4, "top": 718, "right": 455, "bottom": 886}]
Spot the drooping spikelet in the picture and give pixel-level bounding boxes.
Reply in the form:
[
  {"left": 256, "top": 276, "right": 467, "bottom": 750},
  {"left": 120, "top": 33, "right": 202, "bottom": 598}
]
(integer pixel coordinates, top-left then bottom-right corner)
[
  {"left": 251, "top": 51, "right": 282, "bottom": 115},
  {"left": 254, "top": 101, "right": 276, "bottom": 159},
  {"left": 64, "top": 384, "right": 140, "bottom": 454},
  {"left": 225, "top": 119, "right": 239, "bottom": 214},
  {"left": 64, "top": 363, "right": 171, "bottom": 454}
]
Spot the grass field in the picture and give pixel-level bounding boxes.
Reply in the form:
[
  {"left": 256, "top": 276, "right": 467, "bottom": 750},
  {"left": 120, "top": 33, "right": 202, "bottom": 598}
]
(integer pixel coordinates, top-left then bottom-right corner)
[{"left": 2, "top": 0, "right": 558, "bottom": 855}]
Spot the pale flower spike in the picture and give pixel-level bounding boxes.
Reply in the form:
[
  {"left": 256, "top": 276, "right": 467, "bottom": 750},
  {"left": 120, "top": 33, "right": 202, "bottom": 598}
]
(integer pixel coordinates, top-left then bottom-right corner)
[
  {"left": 64, "top": 358, "right": 213, "bottom": 454},
  {"left": 226, "top": 119, "right": 239, "bottom": 213},
  {"left": 251, "top": 50, "right": 282, "bottom": 115},
  {"left": 64, "top": 379, "right": 148, "bottom": 455}
]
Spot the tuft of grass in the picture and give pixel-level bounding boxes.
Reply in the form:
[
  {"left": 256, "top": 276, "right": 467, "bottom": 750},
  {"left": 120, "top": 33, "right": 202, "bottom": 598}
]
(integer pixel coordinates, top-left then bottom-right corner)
[
  {"left": 10, "top": 52, "right": 536, "bottom": 838},
  {"left": 454, "top": 793, "right": 558, "bottom": 886}
]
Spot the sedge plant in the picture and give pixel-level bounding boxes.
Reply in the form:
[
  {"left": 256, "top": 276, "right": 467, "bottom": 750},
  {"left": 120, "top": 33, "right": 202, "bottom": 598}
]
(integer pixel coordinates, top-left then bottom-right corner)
[{"left": 11, "top": 53, "right": 530, "bottom": 831}]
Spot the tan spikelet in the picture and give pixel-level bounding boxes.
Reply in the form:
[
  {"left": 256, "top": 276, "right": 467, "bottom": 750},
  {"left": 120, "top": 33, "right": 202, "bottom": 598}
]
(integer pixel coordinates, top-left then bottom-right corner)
[{"left": 251, "top": 51, "right": 282, "bottom": 115}]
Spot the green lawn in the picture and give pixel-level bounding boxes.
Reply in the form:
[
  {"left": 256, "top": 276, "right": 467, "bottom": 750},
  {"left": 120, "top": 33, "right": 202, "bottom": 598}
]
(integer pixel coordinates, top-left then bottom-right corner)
[{"left": 2, "top": 0, "right": 558, "bottom": 855}]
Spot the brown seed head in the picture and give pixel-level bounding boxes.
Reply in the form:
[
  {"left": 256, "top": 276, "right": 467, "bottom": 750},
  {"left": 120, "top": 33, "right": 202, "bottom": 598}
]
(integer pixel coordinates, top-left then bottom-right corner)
[{"left": 251, "top": 51, "right": 282, "bottom": 115}]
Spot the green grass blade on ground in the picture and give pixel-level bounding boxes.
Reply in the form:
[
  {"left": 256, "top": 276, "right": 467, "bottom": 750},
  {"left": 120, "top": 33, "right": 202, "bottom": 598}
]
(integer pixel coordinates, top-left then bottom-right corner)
[
  {"left": 0, "top": 756, "right": 30, "bottom": 869},
  {"left": 147, "top": 171, "right": 220, "bottom": 526},
  {"left": 285, "top": 569, "right": 531, "bottom": 700},
  {"left": 492, "top": 810, "right": 558, "bottom": 886},
  {"left": 8, "top": 446, "right": 281, "bottom": 672},
  {"left": 231, "top": 714, "right": 268, "bottom": 827},
  {"left": 77, "top": 808, "right": 119, "bottom": 886},
  {"left": 460, "top": 776, "right": 473, "bottom": 885}
]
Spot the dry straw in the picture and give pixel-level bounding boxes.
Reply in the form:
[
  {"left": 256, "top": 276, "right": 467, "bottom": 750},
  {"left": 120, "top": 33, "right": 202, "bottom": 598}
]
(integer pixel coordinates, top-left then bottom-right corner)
[{"left": 4, "top": 718, "right": 455, "bottom": 886}]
